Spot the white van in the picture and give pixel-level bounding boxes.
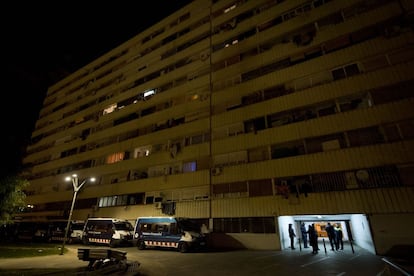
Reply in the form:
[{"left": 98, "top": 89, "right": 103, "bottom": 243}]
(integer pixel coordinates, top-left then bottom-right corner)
[
  {"left": 134, "top": 217, "right": 207, "bottom": 253},
  {"left": 82, "top": 218, "right": 134, "bottom": 247},
  {"left": 48, "top": 220, "right": 85, "bottom": 244}
]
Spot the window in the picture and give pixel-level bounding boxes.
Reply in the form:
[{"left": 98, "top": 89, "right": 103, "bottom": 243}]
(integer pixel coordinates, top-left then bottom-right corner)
[
  {"left": 183, "top": 161, "right": 196, "bottom": 172},
  {"left": 102, "top": 103, "right": 117, "bottom": 115},
  {"left": 248, "top": 146, "right": 269, "bottom": 162},
  {"left": 271, "top": 141, "right": 304, "bottom": 159},
  {"left": 344, "top": 63, "right": 361, "bottom": 77},
  {"left": 128, "top": 193, "right": 145, "bottom": 205},
  {"left": 213, "top": 217, "right": 275, "bottom": 233},
  {"left": 249, "top": 179, "right": 272, "bottom": 197},
  {"left": 134, "top": 145, "right": 151, "bottom": 158},
  {"left": 143, "top": 89, "right": 155, "bottom": 100},
  {"left": 399, "top": 120, "right": 414, "bottom": 139},
  {"left": 106, "top": 152, "right": 125, "bottom": 164},
  {"left": 370, "top": 80, "right": 414, "bottom": 105},
  {"left": 332, "top": 63, "right": 361, "bottom": 80},
  {"left": 213, "top": 183, "right": 229, "bottom": 195},
  {"left": 332, "top": 67, "right": 346, "bottom": 80},
  {"left": 230, "top": 181, "right": 248, "bottom": 193},
  {"left": 244, "top": 117, "right": 266, "bottom": 133},
  {"left": 383, "top": 124, "right": 401, "bottom": 142},
  {"left": 347, "top": 127, "right": 384, "bottom": 147}
]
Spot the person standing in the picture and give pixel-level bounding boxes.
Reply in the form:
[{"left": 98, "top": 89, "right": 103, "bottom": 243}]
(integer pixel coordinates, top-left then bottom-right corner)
[
  {"left": 309, "top": 224, "right": 319, "bottom": 254},
  {"left": 334, "top": 224, "right": 344, "bottom": 250},
  {"left": 308, "top": 224, "right": 315, "bottom": 254},
  {"left": 288, "top": 223, "right": 296, "bottom": 250},
  {"left": 300, "top": 222, "right": 309, "bottom": 248},
  {"left": 325, "top": 222, "right": 335, "bottom": 251}
]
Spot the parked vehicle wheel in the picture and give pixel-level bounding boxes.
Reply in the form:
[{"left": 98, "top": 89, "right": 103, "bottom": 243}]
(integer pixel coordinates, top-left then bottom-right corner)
[
  {"left": 178, "top": 242, "right": 189, "bottom": 253},
  {"left": 137, "top": 240, "right": 146, "bottom": 250}
]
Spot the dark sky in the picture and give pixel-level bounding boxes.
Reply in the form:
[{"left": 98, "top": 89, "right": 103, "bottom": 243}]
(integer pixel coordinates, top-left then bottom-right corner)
[{"left": 1, "top": 1, "right": 192, "bottom": 178}]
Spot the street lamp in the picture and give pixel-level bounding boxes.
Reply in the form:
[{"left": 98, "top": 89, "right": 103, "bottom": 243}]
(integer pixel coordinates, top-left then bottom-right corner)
[{"left": 60, "top": 174, "right": 95, "bottom": 255}]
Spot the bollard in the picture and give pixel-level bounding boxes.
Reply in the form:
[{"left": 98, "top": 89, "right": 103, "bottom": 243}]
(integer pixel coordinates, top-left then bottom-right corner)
[
  {"left": 322, "top": 238, "right": 327, "bottom": 255},
  {"left": 350, "top": 239, "right": 355, "bottom": 254}
]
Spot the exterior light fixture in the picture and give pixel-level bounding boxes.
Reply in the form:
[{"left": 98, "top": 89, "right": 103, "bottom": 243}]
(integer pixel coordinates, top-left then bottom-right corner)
[{"left": 60, "top": 174, "right": 95, "bottom": 255}]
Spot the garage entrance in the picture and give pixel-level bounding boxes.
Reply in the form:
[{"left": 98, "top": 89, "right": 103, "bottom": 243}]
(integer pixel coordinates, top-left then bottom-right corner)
[{"left": 278, "top": 213, "right": 375, "bottom": 254}]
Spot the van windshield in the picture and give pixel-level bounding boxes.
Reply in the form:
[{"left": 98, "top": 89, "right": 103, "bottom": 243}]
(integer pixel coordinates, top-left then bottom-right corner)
[{"left": 114, "top": 222, "right": 133, "bottom": 231}]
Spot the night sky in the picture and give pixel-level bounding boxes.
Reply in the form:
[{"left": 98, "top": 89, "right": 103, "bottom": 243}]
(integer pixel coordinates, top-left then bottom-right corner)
[{"left": 1, "top": 1, "right": 192, "bottom": 178}]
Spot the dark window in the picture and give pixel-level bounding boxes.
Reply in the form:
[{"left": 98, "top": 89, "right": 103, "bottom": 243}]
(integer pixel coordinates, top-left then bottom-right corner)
[
  {"left": 383, "top": 124, "right": 401, "bottom": 142},
  {"left": 348, "top": 127, "right": 384, "bottom": 146},
  {"left": 344, "top": 63, "right": 360, "bottom": 77},
  {"left": 128, "top": 193, "right": 145, "bottom": 205},
  {"left": 332, "top": 68, "right": 346, "bottom": 80},
  {"left": 213, "top": 183, "right": 229, "bottom": 194},
  {"left": 399, "top": 120, "right": 414, "bottom": 139},
  {"left": 229, "top": 181, "right": 248, "bottom": 193},
  {"left": 249, "top": 179, "right": 273, "bottom": 196},
  {"left": 213, "top": 217, "right": 275, "bottom": 233},
  {"left": 244, "top": 117, "right": 266, "bottom": 133}
]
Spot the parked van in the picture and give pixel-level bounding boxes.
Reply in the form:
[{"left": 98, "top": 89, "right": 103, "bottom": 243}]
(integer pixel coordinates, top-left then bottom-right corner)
[
  {"left": 82, "top": 218, "right": 134, "bottom": 247},
  {"left": 14, "top": 221, "right": 49, "bottom": 242},
  {"left": 134, "top": 217, "right": 207, "bottom": 253},
  {"left": 48, "top": 220, "right": 85, "bottom": 244}
]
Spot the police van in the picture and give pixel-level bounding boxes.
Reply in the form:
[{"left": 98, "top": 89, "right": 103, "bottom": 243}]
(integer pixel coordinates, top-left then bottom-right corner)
[
  {"left": 14, "top": 221, "right": 49, "bottom": 242},
  {"left": 82, "top": 218, "right": 134, "bottom": 247},
  {"left": 134, "top": 217, "right": 207, "bottom": 253},
  {"left": 48, "top": 220, "right": 85, "bottom": 244}
]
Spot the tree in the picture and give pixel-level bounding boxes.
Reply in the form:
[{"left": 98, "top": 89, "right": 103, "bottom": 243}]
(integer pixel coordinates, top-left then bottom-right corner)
[{"left": 0, "top": 175, "right": 29, "bottom": 224}]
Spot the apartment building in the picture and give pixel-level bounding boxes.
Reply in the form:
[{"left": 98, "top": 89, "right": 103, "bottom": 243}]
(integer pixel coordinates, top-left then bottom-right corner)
[{"left": 20, "top": 0, "right": 414, "bottom": 254}]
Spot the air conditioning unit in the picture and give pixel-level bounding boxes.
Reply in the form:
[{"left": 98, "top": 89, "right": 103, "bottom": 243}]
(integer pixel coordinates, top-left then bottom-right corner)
[
  {"left": 211, "top": 167, "right": 222, "bottom": 176},
  {"left": 154, "top": 202, "right": 162, "bottom": 209}
]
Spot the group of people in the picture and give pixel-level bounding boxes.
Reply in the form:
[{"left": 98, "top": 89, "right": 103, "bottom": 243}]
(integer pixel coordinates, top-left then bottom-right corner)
[
  {"left": 302, "top": 222, "right": 320, "bottom": 254},
  {"left": 325, "top": 222, "right": 344, "bottom": 251},
  {"left": 289, "top": 222, "right": 344, "bottom": 254}
]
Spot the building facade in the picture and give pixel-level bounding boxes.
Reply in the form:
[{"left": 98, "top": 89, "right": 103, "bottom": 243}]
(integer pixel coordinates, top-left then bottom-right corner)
[{"left": 20, "top": 0, "right": 414, "bottom": 254}]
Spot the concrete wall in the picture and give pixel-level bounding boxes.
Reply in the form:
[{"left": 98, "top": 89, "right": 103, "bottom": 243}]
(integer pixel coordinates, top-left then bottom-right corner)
[
  {"left": 349, "top": 214, "right": 375, "bottom": 254},
  {"left": 369, "top": 213, "right": 414, "bottom": 255}
]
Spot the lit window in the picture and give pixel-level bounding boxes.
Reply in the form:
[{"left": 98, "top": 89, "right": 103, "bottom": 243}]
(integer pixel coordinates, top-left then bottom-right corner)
[
  {"left": 183, "top": 161, "right": 197, "bottom": 172},
  {"left": 144, "top": 89, "right": 155, "bottom": 100},
  {"left": 224, "top": 4, "right": 236, "bottom": 13},
  {"left": 134, "top": 145, "right": 152, "bottom": 158},
  {"left": 103, "top": 103, "right": 117, "bottom": 115},
  {"left": 190, "top": 94, "right": 199, "bottom": 101},
  {"left": 106, "top": 152, "right": 125, "bottom": 164}
]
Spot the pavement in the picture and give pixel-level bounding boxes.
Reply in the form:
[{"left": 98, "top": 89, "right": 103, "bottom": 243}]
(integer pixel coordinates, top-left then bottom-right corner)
[
  {"left": 0, "top": 245, "right": 142, "bottom": 275},
  {"left": 1, "top": 243, "right": 413, "bottom": 276}
]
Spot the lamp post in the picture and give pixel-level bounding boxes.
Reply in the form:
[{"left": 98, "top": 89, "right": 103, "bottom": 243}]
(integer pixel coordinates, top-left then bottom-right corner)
[{"left": 60, "top": 174, "right": 95, "bottom": 255}]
